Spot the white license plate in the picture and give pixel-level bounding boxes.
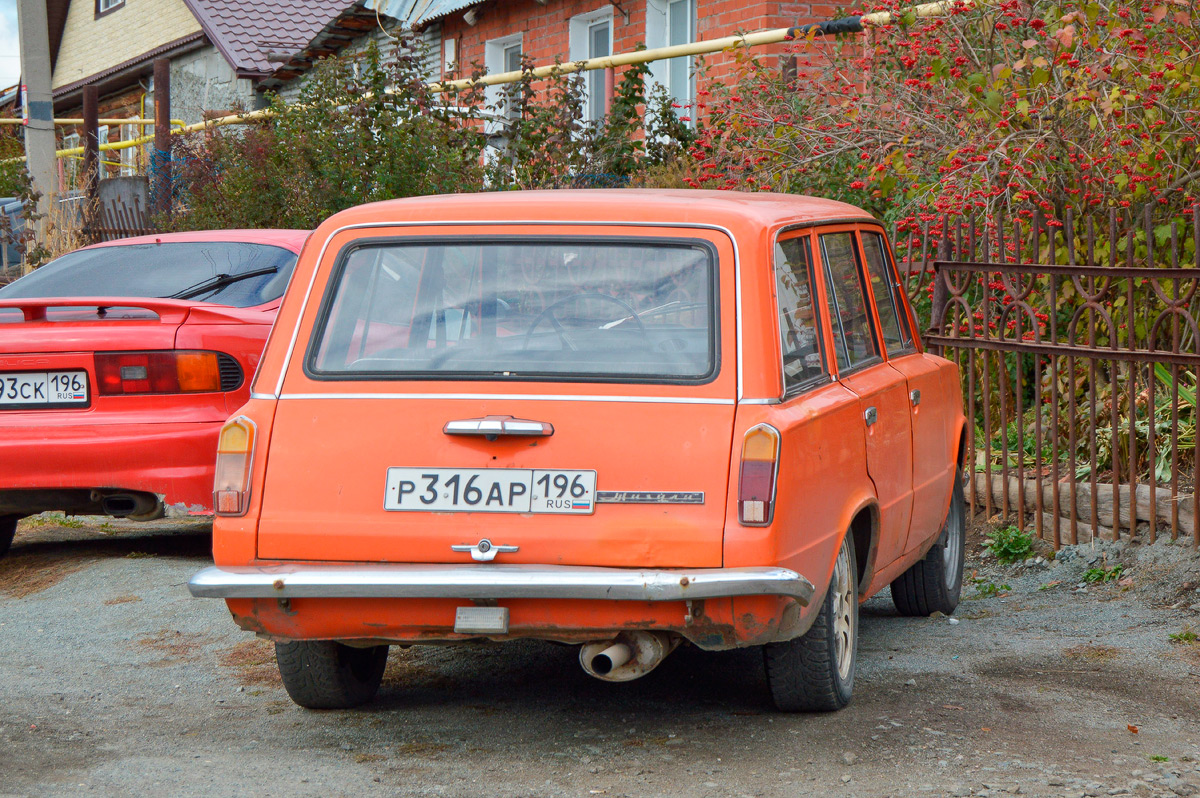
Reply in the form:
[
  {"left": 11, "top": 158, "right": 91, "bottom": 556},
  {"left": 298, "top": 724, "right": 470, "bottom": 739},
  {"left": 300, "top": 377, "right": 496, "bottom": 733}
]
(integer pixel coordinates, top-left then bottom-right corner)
[
  {"left": 384, "top": 468, "right": 597, "bottom": 514},
  {"left": 0, "top": 371, "right": 88, "bottom": 407}
]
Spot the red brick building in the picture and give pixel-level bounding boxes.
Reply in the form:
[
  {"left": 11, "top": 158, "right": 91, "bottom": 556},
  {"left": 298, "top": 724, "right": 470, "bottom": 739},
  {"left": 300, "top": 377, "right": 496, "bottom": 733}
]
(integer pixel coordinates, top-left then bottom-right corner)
[{"left": 274, "top": 0, "right": 844, "bottom": 118}]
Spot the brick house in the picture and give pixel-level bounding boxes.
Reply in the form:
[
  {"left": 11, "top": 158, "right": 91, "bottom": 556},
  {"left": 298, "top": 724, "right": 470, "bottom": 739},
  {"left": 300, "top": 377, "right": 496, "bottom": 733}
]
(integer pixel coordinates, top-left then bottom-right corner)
[
  {"left": 44, "top": 0, "right": 351, "bottom": 184},
  {"left": 270, "top": 0, "right": 842, "bottom": 121}
]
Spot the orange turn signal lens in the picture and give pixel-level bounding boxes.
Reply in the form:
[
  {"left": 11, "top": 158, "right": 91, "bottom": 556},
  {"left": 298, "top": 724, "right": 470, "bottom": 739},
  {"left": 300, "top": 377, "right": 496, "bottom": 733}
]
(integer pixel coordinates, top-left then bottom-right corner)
[
  {"left": 176, "top": 352, "right": 221, "bottom": 393},
  {"left": 213, "top": 416, "right": 256, "bottom": 517}
]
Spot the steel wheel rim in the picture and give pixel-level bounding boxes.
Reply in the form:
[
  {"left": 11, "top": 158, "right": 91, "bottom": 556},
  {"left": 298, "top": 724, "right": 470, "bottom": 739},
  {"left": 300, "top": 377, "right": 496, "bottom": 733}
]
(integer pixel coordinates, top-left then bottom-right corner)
[
  {"left": 831, "top": 542, "right": 855, "bottom": 681},
  {"left": 942, "top": 479, "right": 963, "bottom": 590}
]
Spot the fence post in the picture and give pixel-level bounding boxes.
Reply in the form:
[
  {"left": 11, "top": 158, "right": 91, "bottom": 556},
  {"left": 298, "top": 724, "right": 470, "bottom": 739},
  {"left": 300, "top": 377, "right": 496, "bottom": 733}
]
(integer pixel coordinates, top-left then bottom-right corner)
[
  {"left": 153, "top": 58, "right": 172, "bottom": 218},
  {"left": 81, "top": 85, "right": 99, "bottom": 243},
  {"left": 927, "top": 217, "right": 951, "bottom": 351}
]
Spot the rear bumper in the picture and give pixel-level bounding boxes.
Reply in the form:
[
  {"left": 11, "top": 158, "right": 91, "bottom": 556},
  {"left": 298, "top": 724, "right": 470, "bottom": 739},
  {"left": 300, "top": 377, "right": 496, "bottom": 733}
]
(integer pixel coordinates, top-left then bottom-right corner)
[
  {"left": 0, "top": 420, "right": 220, "bottom": 512},
  {"left": 188, "top": 563, "right": 815, "bottom": 606}
]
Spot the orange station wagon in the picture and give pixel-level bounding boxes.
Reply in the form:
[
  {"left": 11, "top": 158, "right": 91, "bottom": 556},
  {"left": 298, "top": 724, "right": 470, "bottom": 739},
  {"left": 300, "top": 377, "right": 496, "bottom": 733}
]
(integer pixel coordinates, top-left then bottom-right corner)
[{"left": 189, "top": 190, "right": 966, "bottom": 712}]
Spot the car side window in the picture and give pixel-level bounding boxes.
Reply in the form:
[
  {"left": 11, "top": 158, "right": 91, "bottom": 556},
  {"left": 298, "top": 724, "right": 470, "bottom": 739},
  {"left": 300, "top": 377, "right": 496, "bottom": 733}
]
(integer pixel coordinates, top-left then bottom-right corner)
[
  {"left": 820, "top": 232, "right": 880, "bottom": 373},
  {"left": 861, "top": 231, "right": 914, "bottom": 352},
  {"left": 773, "top": 236, "right": 825, "bottom": 392}
]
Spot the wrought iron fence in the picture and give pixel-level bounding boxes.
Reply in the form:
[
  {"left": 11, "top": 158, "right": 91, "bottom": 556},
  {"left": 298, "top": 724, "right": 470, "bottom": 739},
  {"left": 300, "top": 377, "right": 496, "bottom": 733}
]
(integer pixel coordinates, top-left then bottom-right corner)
[{"left": 907, "top": 208, "right": 1200, "bottom": 550}]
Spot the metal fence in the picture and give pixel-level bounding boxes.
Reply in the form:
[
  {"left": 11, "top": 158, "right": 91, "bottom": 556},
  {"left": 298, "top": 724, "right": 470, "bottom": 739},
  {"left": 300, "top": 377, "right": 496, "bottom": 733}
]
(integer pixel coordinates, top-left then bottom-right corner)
[{"left": 901, "top": 208, "right": 1200, "bottom": 550}]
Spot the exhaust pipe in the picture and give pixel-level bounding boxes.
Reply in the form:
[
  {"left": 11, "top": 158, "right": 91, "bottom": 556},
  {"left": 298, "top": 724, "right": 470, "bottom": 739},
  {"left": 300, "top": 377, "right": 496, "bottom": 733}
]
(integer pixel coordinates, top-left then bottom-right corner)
[
  {"left": 99, "top": 492, "right": 163, "bottom": 521},
  {"left": 580, "top": 632, "right": 681, "bottom": 682}
]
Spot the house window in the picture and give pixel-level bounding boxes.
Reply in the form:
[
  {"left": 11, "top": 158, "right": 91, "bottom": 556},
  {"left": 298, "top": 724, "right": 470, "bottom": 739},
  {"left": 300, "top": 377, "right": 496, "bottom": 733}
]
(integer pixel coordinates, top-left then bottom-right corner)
[
  {"left": 646, "top": 0, "right": 695, "bottom": 113},
  {"left": 61, "top": 132, "right": 80, "bottom": 188},
  {"left": 569, "top": 8, "right": 613, "bottom": 122},
  {"left": 96, "top": 126, "right": 109, "bottom": 176},
  {"left": 484, "top": 33, "right": 523, "bottom": 121},
  {"left": 95, "top": 0, "right": 124, "bottom": 17},
  {"left": 119, "top": 124, "right": 139, "bottom": 177}
]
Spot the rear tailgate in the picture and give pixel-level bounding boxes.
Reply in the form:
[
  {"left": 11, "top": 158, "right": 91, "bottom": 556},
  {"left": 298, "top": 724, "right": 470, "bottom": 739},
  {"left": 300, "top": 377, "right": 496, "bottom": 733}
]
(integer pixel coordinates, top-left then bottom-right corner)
[{"left": 256, "top": 225, "right": 740, "bottom": 569}]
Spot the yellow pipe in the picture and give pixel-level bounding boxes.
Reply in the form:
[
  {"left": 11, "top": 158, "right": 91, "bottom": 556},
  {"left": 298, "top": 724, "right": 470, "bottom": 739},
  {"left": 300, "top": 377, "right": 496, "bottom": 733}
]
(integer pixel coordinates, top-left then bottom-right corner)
[
  {"left": 0, "top": 117, "right": 187, "bottom": 126},
  {"left": 2, "top": 0, "right": 977, "bottom": 160},
  {"left": 427, "top": 0, "right": 976, "bottom": 93}
]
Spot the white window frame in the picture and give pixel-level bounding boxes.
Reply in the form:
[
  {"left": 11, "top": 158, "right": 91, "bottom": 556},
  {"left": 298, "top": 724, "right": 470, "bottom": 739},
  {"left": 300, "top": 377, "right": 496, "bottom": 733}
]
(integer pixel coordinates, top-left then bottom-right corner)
[
  {"left": 97, "top": 0, "right": 123, "bottom": 13},
  {"left": 97, "top": 125, "right": 109, "bottom": 179},
  {"left": 569, "top": 7, "right": 614, "bottom": 123},
  {"left": 484, "top": 33, "right": 524, "bottom": 120},
  {"left": 61, "top": 132, "right": 80, "bottom": 187},
  {"left": 119, "top": 123, "right": 138, "bottom": 176},
  {"left": 645, "top": 0, "right": 696, "bottom": 116}
]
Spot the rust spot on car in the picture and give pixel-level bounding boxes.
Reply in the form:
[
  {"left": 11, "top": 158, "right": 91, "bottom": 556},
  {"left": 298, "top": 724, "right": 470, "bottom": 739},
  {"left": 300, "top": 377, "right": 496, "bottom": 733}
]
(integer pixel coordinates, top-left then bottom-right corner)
[
  {"left": 679, "top": 576, "right": 690, "bottom": 587},
  {"left": 272, "top": 579, "right": 284, "bottom": 590}
]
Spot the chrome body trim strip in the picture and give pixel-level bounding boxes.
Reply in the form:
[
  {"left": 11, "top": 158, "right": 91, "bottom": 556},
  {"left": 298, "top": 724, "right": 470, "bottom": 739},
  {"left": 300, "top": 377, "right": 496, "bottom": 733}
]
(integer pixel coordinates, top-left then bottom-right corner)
[
  {"left": 188, "top": 564, "right": 814, "bottom": 606},
  {"left": 267, "top": 219, "right": 744, "bottom": 400},
  {"left": 276, "top": 393, "right": 735, "bottom": 405}
]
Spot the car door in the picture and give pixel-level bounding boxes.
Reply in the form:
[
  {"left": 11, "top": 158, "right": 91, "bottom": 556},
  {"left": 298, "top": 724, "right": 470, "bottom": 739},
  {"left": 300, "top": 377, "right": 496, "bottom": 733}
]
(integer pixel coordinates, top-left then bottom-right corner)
[
  {"left": 816, "top": 228, "right": 914, "bottom": 571},
  {"left": 859, "top": 229, "right": 956, "bottom": 552}
]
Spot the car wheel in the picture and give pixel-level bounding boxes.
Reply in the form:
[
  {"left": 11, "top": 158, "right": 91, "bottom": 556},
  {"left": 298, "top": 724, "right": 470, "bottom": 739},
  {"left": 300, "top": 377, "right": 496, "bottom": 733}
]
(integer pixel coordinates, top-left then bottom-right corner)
[
  {"left": 0, "top": 515, "right": 17, "bottom": 558},
  {"left": 275, "top": 640, "right": 389, "bottom": 709},
  {"left": 891, "top": 469, "right": 966, "bottom": 617},
  {"left": 763, "top": 532, "right": 858, "bottom": 712}
]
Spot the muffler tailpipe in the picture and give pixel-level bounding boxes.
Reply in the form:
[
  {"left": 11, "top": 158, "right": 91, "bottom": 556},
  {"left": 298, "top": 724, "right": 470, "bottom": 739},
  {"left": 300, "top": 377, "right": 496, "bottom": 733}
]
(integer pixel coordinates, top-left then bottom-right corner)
[
  {"left": 580, "top": 632, "right": 681, "bottom": 682},
  {"left": 100, "top": 492, "right": 163, "bottom": 521}
]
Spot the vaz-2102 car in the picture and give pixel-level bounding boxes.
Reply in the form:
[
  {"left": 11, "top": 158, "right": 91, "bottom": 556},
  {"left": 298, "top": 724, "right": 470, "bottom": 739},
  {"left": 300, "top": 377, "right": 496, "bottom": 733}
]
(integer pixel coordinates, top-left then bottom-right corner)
[{"left": 189, "top": 191, "right": 966, "bottom": 712}]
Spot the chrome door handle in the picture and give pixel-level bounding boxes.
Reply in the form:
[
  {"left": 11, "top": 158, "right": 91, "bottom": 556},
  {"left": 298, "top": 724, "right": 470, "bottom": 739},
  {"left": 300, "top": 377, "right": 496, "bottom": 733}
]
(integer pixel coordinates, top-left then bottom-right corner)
[
  {"left": 444, "top": 415, "right": 554, "bottom": 441},
  {"left": 864, "top": 406, "right": 877, "bottom": 426},
  {"left": 910, "top": 389, "right": 921, "bottom": 407}
]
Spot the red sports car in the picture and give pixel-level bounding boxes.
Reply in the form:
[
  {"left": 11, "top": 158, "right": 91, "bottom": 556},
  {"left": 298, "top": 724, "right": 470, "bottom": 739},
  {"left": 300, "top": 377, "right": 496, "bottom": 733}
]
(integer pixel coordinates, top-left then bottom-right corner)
[{"left": 0, "top": 229, "right": 308, "bottom": 556}]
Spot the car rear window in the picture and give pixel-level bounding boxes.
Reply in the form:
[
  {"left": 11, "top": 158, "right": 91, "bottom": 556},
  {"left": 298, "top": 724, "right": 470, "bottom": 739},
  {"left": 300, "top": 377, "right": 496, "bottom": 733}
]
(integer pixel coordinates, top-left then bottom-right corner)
[
  {"left": 0, "top": 242, "right": 297, "bottom": 308},
  {"left": 309, "top": 238, "right": 717, "bottom": 382}
]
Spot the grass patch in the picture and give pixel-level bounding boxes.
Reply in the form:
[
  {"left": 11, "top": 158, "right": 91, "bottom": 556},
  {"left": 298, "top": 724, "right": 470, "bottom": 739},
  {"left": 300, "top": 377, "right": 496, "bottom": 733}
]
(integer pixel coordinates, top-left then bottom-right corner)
[
  {"left": 1168, "top": 627, "right": 1198, "bottom": 645},
  {"left": 971, "top": 580, "right": 1011, "bottom": 599},
  {"left": 1083, "top": 564, "right": 1124, "bottom": 583},
  {"left": 984, "top": 526, "right": 1034, "bottom": 564}
]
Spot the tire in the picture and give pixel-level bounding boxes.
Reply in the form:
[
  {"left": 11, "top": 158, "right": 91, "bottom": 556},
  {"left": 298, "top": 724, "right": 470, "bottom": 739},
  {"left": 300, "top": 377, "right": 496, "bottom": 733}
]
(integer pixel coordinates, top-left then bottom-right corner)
[
  {"left": 0, "top": 515, "right": 17, "bottom": 559},
  {"left": 764, "top": 533, "right": 858, "bottom": 712},
  {"left": 891, "top": 469, "right": 966, "bottom": 617},
  {"left": 275, "top": 640, "right": 389, "bottom": 709}
]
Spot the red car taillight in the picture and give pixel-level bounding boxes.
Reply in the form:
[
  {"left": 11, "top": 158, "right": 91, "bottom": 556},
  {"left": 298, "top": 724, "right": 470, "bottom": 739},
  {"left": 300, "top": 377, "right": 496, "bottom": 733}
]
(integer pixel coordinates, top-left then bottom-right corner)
[
  {"left": 95, "top": 351, "right": 223, "bottom": 395},
  {"left": 214, "top": 416, "right": 256, "bottom": 516},
  {"left": 739, "top": 423, "right": 781, "bottom": 526}
]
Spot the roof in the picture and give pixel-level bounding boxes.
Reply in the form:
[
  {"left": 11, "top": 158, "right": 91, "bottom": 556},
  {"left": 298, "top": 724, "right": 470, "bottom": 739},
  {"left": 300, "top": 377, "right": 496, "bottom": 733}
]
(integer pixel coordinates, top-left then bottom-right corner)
[
  {"left": 319, "top": 189, "right": 875, "bottom": 235},
  {"left": 258, "top": 2, "right": 402, "bottom": 92},
  {"left": 86, "top": 229, "right": 310, "bottom": 253},
  {"left": 182, "top": 0, "right": 358, "bottom": 77},
  {"left": 365, "top": 0, "right": 476, "bottom": 27}
]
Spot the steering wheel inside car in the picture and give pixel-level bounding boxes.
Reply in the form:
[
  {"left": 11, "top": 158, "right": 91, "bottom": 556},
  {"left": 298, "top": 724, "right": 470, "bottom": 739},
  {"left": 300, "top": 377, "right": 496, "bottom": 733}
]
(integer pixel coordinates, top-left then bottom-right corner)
[{"left": 523, "top": 293, "right": 647, "bottom": 351}]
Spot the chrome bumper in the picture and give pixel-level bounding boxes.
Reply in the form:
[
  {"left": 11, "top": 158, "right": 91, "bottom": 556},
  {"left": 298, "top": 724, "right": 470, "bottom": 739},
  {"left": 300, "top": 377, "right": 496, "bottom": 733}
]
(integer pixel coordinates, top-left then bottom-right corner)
[{"left": 188, "top": 564, "right": 814, "bottom": 606}]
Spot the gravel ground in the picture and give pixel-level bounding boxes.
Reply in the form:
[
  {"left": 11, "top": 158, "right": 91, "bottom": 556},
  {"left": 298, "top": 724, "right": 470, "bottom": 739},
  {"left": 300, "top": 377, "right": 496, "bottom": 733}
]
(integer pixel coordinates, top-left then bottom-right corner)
[{"left": 1, "top": 515, "right": 1199, "bottom": 798}]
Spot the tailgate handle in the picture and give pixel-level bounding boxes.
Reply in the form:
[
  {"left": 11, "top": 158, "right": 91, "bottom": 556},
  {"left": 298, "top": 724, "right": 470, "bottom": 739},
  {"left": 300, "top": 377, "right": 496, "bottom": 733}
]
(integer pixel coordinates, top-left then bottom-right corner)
[
  {"left": 444, "top": 415, "right": 554, "bottom": 440},
  {"left": 864, "top": 406, "right": 877, "bottom": 426}
]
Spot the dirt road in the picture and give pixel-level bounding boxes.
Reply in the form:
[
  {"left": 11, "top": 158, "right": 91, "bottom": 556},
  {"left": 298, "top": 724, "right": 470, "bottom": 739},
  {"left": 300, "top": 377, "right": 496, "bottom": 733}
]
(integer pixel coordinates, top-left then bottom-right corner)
[{"left": 2, "top": 517, "right": 1199, "bottom": 797}]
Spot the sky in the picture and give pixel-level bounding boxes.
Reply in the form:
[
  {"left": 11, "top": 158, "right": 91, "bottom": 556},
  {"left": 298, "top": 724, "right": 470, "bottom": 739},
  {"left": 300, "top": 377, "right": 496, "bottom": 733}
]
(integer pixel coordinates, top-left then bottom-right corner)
[{"left": 1, "top": 0, "right": 20, "bottom": 90}]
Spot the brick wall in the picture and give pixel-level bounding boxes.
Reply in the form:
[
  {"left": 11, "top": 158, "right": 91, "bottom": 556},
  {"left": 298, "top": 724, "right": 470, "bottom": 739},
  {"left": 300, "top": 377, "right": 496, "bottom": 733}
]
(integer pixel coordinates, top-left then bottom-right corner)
[{"left": 438, "top": 0, "right": 846, "bottom": 98}]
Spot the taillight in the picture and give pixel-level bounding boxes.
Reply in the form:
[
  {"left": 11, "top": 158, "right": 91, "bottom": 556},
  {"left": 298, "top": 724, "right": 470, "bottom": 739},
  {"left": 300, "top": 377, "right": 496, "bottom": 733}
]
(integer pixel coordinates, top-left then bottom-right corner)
[
  {"left": 214, "top": 416, "right": 256, "bottom": 516},
  {"left": 95, "top": 351, "right": 224, "bottom": 395},
  {"left": 739, "top": 423, "right": 781, "bottom": 526}
]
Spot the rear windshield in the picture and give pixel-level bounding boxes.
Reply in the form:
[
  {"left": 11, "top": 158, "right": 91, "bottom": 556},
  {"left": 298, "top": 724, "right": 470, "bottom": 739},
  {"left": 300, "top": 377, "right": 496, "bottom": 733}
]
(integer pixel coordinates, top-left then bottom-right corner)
[
  {"left": 309, "top": 238, "right": 717, "bottom": 382},
  {"left": 0, "top": 242, "right": 297, "bottom": 308}
]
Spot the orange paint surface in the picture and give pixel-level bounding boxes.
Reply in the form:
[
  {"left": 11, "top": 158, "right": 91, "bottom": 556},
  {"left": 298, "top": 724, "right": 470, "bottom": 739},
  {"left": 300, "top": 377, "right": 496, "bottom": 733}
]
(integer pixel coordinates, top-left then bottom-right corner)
[{"left": 215, "top": 190, "right": 964, "bottom": 648}]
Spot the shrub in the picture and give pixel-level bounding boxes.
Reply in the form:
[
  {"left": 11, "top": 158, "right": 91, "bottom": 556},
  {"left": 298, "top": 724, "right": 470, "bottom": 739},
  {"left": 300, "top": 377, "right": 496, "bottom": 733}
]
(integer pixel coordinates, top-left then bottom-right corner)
[{"left": 984, "top": 525, "right": 1035, "bottom": 564}]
